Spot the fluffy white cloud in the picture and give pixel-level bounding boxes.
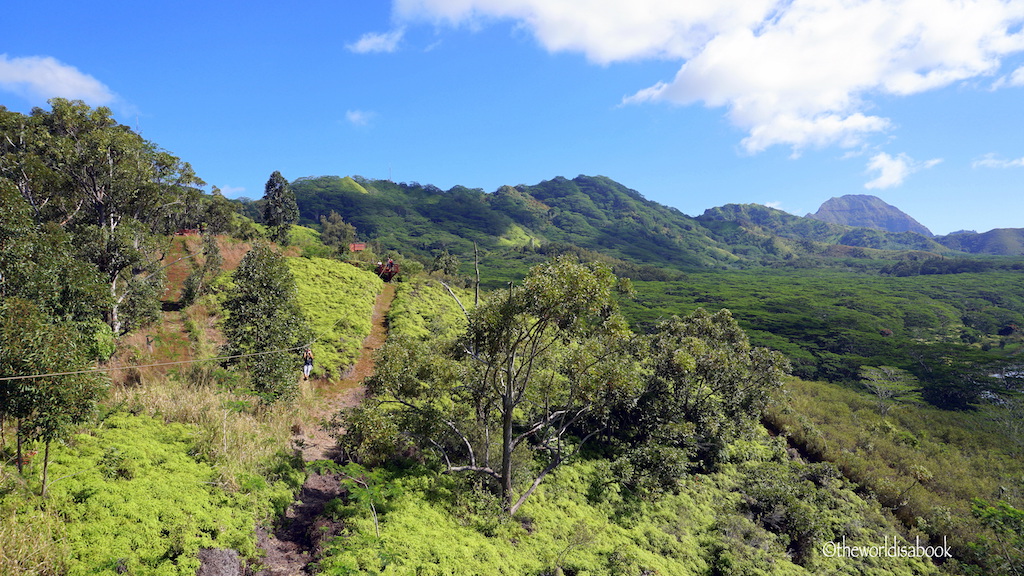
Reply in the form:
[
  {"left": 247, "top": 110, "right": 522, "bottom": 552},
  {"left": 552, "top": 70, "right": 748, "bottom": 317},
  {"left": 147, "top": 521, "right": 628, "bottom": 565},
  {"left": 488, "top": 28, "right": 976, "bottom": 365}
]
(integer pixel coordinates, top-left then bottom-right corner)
[
  {"left": 1010, "top": 66, "right": 1024, "bottom": 86},
  {"left": 865, "top": 152, "right": 941, "bottom": 189},
  {"left": 972, "top": 153, "right": 1024, "bottom": 168},
  {"left": 0, "top": 54, "right": 117, "bottom": 105},
  {"left": 347, "top": 28, "right": 406, "bottom": 54},
  {"left": 393, "top": 0, "right": 1024, "bottom": 153},
  {"left": 346, "top": 109, "right": 376, "bottom": 126}
]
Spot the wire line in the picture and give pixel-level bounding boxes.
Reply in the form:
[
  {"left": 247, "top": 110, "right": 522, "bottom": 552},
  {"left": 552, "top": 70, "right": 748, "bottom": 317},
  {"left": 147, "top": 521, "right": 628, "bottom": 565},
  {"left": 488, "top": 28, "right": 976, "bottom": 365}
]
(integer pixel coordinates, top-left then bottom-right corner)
[{"left": 0, "top": 345, "right": 306, "bottom": 382}]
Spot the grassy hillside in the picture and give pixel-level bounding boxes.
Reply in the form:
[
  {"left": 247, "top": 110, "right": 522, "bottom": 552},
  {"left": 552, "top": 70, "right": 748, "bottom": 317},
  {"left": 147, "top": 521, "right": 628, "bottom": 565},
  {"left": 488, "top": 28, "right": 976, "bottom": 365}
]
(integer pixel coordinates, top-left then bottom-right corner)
[
  {"left": 285, "top": 174, "right": 1004, "bottom": 277},
  {"left": 766, "top": 378, "right": 1024, "bottom": 572},
  {"left": 0, "top": 231, "right": 379, "bottom": 575},
  {"left": 286, "top": 256, "right": 383, "bottom": 378},
  {"left": 938, "top": 228, "right": 1024, "bottom": 256}
]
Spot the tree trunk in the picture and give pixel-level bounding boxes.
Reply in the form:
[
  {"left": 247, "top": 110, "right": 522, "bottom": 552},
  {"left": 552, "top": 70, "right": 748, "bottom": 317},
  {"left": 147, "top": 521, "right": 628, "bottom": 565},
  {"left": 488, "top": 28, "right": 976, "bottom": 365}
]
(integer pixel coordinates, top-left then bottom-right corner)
[
  {"left": 15, "top": 424, "right": 23, "bottom": 474},
  {"left": 41, "top": 440, "right": 51, "bottom": 498},
  {"left": 109, "top": 277, "right": 122, "bottom": 334},
  {"left": 500, "top": 394, "right": 514, "bottom": 513}
]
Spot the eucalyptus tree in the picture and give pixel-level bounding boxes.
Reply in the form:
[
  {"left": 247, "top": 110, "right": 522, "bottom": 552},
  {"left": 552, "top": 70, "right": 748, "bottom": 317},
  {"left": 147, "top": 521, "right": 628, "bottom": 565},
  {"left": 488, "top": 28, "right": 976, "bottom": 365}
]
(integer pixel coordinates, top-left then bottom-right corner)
[{"left": 1, "top": 99, "right": 206, "bottom": 333}]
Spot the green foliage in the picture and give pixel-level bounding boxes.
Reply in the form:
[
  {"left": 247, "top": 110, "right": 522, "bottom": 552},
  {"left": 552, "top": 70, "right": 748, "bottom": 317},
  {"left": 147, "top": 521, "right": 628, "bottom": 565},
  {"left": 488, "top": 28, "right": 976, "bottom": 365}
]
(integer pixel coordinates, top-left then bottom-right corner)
[
  {"left": 359, "top": 257, "right": 640, "bottom": 514},
  {"left": 320, "top": 210, "right": 358, "bottom": 252},
  {"left": 0, "top": 298, "right": 107, "bottom": 494},
  {"left": 387, "top": 276, "right": 473, "bottom": 341},
  {"left": 3, "top": 413, "right": 291, "bottom": 575},
  {"left": 0, "top": 185, "right": 109, "bottom": 326},
  {"left": 622, "top": 269, "right": 1024, "bottom": 404},
  {"left": 313, "top": 452, "right": 938, "bottom": 576},
  {"left": 765, "top": 378, "right": 1024, "bottom": 572},
  {"left": 180, "top": 234, "right": 223, "bottom": 307},
  {"left": 598, "top": 308, "right": 790, "bottom": 493},
  {"left": 858, "top": 366, "right": 923, "bottom": 416},
  {"left": 970, "top": 498, "right": 1024, "bottom": 574},
  {"left": 286, "top": 256, "right": 382, "bottom": 377},
  {"left": 222, "top": 243, "right": 308, "bottom": 400},
  {"left": 1, "top": 99, "right": 206, "bottom": 334},
  {"left": 262, "top": 171, "right": 298, "bottom": 244}
]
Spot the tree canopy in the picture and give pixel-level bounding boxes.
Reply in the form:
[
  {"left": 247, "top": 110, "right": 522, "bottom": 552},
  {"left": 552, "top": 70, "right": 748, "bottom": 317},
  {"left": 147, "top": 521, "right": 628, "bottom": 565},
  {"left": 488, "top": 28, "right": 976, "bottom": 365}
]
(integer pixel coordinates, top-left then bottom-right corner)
[
  {"left": 262, "top": 171, "right": 298, "bottom": 245},
  {"left": 222, "top": 243, "right": 308, "bottom": 401},
  {"left": 1, "top": 99, "right": 206, "bottom": 333},
  {"left": 344, "top": 257, "right": 789, "bottom": 515}
]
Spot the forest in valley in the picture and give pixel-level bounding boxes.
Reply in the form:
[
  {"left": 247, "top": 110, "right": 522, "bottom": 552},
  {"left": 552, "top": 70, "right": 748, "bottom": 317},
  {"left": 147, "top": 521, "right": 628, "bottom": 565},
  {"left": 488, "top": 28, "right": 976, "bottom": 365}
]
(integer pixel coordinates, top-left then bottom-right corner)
[{"left": 2, "top": 100, "right": 1023, "bottom": 576}]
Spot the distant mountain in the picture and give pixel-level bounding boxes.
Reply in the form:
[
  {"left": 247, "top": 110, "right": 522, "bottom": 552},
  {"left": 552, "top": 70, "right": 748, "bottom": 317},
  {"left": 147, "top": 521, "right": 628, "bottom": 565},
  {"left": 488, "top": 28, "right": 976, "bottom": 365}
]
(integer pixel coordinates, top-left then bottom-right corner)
[
  {"left": 937, "top": 228, "right": 1024, "bottom": 255},
  {"left": 697, "top": 203, "right": 948, "bottom": 253},
  {"left": 289, "top": 175, "right": 732, "bottom": 270},
  {"left": 277, "top": 174, "right": 1024, "bottom": 272},
  {"left": 808, "top": 195, "right": 933, "bottom": 237}
]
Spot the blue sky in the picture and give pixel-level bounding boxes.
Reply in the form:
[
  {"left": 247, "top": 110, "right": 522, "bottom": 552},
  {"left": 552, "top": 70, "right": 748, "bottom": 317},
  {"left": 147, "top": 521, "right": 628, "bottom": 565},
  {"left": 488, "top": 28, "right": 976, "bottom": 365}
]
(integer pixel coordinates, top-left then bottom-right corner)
[{"left": 4, "top": 0, "right": 1024, "bottom": 236}]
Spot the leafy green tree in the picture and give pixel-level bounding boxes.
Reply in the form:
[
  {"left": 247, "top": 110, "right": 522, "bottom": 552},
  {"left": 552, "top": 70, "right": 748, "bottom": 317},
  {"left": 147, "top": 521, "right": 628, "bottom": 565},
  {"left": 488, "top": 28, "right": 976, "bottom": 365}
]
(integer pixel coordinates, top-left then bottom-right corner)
[
  {"left": 262, "top": 171, "right": 298, "bottom": 245},
  {"left": 0, "top": 298, "right": 107, "bottom": 496},
  {"left": 971, "top": 498, "right": 1024, "bottom": 576},
  {"left": 429, "top": 248, "right": 460, "bottom": 276},
  {"left": 0, "top": 184, "right": 108, "bottom": 324},
  {"left": 222, "top": 243, "right": 308, "bottom": 401},
  {"left": 1, "top": 99, "right": 206, "bottom": 333},
  {"left": 180, "top": 233, "right": 223, "bottom": 306},
  {"left": 358, "top": 257, "right": 639, "bottom": 514},
  {"left": 319, "top": 210, "right": 357, "bottom": 252},
  {"left": 859, "top": 365, "right": 922, "bottom": 416},
  {"left": 202, "top": 187, "right": 241, "bottom": 236},
  {"left": 603, "top": 308, "right": 790, "bottom": 492}
]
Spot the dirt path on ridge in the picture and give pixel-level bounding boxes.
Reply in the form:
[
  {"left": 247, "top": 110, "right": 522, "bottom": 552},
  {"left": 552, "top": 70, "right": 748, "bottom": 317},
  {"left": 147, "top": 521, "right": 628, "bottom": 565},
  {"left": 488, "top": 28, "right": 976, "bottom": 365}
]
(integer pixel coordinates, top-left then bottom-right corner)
[{"left": 254, "top": 282, "right": 395, "bottom": 576}]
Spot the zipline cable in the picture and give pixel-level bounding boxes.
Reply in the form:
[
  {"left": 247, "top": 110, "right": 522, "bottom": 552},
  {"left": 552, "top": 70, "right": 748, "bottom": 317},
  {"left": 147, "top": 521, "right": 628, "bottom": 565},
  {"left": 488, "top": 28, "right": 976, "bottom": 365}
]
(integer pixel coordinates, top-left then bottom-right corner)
[{"left": 0, "top": 345, "right": 307, "bottom": 383}]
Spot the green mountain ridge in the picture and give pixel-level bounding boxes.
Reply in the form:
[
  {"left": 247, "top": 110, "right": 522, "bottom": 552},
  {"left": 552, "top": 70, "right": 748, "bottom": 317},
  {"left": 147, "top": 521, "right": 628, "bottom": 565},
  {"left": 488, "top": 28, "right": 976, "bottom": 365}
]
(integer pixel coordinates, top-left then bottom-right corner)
[{"left": 276, "top": 174, "right": 1024, "bottom": 266}]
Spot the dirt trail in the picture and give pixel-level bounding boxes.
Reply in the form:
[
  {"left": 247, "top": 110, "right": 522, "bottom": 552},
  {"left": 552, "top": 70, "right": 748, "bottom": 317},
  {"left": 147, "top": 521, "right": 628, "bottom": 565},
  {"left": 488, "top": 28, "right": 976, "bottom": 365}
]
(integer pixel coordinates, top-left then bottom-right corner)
[{"left": 255, "top": 283, "right": 395, "bottom": 576}]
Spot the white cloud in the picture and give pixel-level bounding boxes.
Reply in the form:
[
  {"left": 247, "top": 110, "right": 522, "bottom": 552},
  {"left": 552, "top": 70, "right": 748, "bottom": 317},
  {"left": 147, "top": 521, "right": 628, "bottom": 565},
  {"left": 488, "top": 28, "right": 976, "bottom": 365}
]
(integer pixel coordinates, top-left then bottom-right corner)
[
  {"left": 394, "top": 0, "right": 1024, "bottom": 153},
  {"left": 0, "top": 54, "right": 118, "bottom": 106},
  {"left": 1009, "top": 66, "right": 1024, "bottom": 86},
  {"left": 972, "top": 153, "right": 1024, "bottom": 168},
  {"left": 346, "top": 109, "right": 376, "bottom": 126},
  {"left": 865, "top": 152, "right": 942, "bottom": 189},
  {"left": 217, "top": 185, "right": 247, "bottom": 197},
  {"left": 347, "top": 28, "right": 406, "bottom": 54}
]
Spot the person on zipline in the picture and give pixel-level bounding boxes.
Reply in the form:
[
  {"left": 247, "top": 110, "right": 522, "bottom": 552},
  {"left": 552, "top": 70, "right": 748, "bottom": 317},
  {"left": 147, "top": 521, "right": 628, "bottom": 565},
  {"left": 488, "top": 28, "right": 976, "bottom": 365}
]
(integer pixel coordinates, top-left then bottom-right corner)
[{"left": 302, "top": 348, "right": 314, "bottom": 380}]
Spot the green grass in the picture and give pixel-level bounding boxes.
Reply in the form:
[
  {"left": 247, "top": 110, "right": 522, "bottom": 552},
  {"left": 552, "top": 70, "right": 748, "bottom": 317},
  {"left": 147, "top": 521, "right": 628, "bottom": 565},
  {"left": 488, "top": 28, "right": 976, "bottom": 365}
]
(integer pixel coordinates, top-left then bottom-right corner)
[
  {"left": 387, "top": 276, "right": 475, "bottom": 341},
  {"left": 287, "top": 256, "right": 383, "bottom": 378},
  {"left": 3, "top": 412, "right": 300, "bottom": 576}
]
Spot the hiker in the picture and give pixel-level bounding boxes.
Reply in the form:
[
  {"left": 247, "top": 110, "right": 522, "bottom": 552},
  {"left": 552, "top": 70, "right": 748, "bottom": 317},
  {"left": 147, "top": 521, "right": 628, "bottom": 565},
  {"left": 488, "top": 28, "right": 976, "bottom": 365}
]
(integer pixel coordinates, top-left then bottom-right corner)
[{"left": 302, "top": 348, "right": 314, "bottom": 380}]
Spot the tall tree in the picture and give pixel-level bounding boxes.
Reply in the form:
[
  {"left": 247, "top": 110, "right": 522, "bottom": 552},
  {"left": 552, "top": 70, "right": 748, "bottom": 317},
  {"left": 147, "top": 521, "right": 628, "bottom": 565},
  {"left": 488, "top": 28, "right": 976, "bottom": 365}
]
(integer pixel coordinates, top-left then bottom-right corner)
[
  {"left": 1, "top": 99, "right": 206, "bottom": 333},
  {"left": 355, "top": 257, "right": 639, "bottom": 514},
  {"left": 262, "top": 171, "right": 298, "bottom": 245},
  {"left": 222, "top": 243, "right": 308, "bottom": 401}
]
